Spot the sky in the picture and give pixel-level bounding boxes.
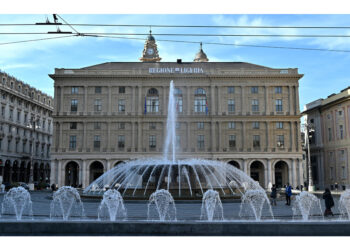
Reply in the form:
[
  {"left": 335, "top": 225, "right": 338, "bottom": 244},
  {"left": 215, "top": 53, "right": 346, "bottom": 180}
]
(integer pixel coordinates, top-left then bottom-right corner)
[{"left": 0, "top": 13, "right": 350, "bottom": 112}]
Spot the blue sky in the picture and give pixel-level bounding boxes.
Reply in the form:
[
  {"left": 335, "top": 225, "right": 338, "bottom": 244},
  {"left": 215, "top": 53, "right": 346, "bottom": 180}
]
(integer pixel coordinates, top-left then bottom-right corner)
[{"left": 1, "top": 14, "right": 350, "bottom": 111}]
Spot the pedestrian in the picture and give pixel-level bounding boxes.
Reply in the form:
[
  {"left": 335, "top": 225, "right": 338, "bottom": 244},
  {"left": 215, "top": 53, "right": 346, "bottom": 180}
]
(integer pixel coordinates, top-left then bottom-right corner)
[
  {"left": 323, "top": 188, "right": 334, "bottom": 217},
  {"left": 285, "top": 183, "right": 292, "bottom": 205},
  {"left": 270, "top": 184, "right": 277, "bottom": 206}
]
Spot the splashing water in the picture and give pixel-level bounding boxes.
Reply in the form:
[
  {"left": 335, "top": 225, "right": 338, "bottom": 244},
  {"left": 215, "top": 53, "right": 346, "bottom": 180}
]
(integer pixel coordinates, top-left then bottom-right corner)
[
  {"left": 50, "top": 186, "right": 85, "bottom": 221},
  {"left": 200, "top": 189, "right": 224, "bottom": 221},
  {"left": 163, "top": 80, "right": 177, "bottom": 163},
  {"left": 147, "top": 189, "right": 177, "bottom": 221},
  {"left": 98, "top": 189, "right": 127, "bottom": 221},
  {"left": 339, "top": 190, "right": 350, "bottom": 220},
  {"left": 292, "top": 191, "right": 323, "bottom": 221},
  {"left": 1, "top": 186, "right": 33, "bottom": 220},
  {"left": 239, "top": 189, "right": 274, "bottom": 221}
]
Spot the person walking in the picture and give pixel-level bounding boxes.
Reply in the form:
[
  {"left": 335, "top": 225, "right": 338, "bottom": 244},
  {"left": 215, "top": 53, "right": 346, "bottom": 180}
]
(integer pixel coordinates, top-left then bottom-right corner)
[
  {"left": 270, "top": 184, "right": 277, "bottom": 206},
  {"left": 285, "top": 183, "right": 292, "bottom": 205},
  {"left": 323, "top": 188, "right": 334, "bottom": 217}
]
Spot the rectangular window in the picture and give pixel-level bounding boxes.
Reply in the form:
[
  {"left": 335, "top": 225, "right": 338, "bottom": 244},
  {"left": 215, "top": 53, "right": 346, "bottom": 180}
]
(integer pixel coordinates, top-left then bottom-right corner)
[
  {"left": 197, "top": 135, "right": 204, "bottom": 149},
  {"left": 69, "top": 135, "right": 76, "bottom": 150},
  {"left": 70, "top": 122, "right": 77, "bottom": 129},
  {"left": 149, "top": 135, "right": 156, "bottom": 148},
  {"left": 276, "top": 99, "right": 283, "bottom": 112},
  {"left": 229, "top": 135, "right": 236, "bottom": 148},
  {"left": 71, "top": 87, "right": 79, "bottom": 94},
  {"left": 253, "top": 135, "right": 260, "bottom": 148},
  {"left": 228, "top": 99, "right": 235, "bottom": 112},
  {"left": 118, "top": 135, "right": 125, "bottom": 148},
  {"left": 9, "top": 109, "right": 13, "bottom": 120},
  {"left": 252, "top": 122, "right": 260, "bottom": 129},
  {"left": 340, "top": 125, "right": 344, "bottom": 139},
  {"left": 17, "top": 111, "right": 20, "bottom": 122},
  {"left": 252, "top": 99, "right": 259, "bottom": 112},
  {"left": 251, "top": 86, "right": 258, "bottom": 94},
  {"left": 94, "top": 135, "right": 101, "bottom": 149},
  {"left": 276, "top": 122, "right": 283, "bottom": 129},
  {"left": 119, "top": 87, "right": 125, "bottom": 94},
  {"left": 95, "top": 86, "right": 102, "bottom": 94},
  {"left": 176, "top": 122, "right": 181, "bottom": 129},
  {"left": 175, "top": 97, "right": 183, "bottom": 113},
  {"left": 197, "top": 122, "right": 204, "bottom": 129},
  {"left": 330, "top": 167, "right": 334, "bottom": 180},
  {"left": 149, "top": 122, "right": 156, "bottom": 130},
  {"left": 94, "top": 99, "right": 102, "bottom": 112},
  {"left": 1, "top": 106, "right": 5, "bottom": 117},
  {"left": 147, "top": 96, "right": 159, "bottom": 113},
  {"left": 342, "top": 166, "right": 347, "bottom": 179},
  {"left": 118, "top": 99, "right": 125, "bottom": 112},
  {"left": 71, "top": 99, "right": 78, "bottom": 112},
  {"left": 228, "top": 122, "right": 235, "bottom": 129},
  {"left": 94, "top": 122, "right": 101, "bottom": 130},
  {"left": 176, "top": 135, "right": 181, "bottom": 150},
  {"left": 194, "top": 97, "right": 206, "bottom": 113},
  {"left": 277, "top": 135, "right": 285, "bottom": 147},
  {"left": 275, "top": 86, "right": 282, "bottom": 94},
  {"left": 228, "top": 86, "right": 235, "bottom": 94},
  {"left": 119, "top": 122, "right": 125, "bottom": 129}
]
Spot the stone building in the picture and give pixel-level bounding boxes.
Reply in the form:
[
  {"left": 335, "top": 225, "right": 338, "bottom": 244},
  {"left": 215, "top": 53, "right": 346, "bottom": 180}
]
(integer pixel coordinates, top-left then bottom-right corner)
[
  {"left": 0, "top": 70, "right": 54, "bottom": 186},
  {"left": 50, "top": 33, "right": 304, "bottom": 189},
  {"left": 302, "top": 87, "right": 350, "bottom": 190}
]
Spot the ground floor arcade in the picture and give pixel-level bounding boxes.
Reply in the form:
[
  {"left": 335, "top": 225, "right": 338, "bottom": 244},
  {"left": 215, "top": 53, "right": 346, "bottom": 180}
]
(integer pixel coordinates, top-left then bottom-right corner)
[{"left": 50, "top": 157, "right": 304, "bottom": 190}]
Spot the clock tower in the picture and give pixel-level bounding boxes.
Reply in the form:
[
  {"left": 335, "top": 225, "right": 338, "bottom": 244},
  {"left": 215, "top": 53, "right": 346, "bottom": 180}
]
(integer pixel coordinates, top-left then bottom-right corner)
[{"left": 140, "top": 30, "right": 161, "bottom": 62}]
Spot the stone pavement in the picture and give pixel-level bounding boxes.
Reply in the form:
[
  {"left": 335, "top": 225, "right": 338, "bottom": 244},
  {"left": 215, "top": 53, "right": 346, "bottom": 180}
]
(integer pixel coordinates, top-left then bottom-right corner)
[{"left": 0, "top": 190, "right": 344, "bottom": 221}]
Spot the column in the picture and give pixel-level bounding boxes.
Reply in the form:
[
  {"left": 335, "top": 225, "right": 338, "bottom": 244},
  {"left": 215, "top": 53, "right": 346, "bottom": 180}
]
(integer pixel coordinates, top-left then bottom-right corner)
[
  {"left": 218, "top": 122, "right": 222, "bottom": 151},
  {"left": 242, "top": 121, "right": 246, "bottom": 150},
  {"left": 60, "top": 87, "right": 64, "bottom": 114},
  {"left": 288, "top": 86, "right": 292, "bottom": 114},
  {"left": 264, "top": 165, "right": 268, "bottom": 189},
  {"left": 82, "top": 160, "right": 87, "bottom": 188},
  {"left": 298, "top": 159, "right": 304, "bottom": 188},
  {"left": 265, "top": 86, "right": 270, "bottom": 115},
  {"left": 137, "top": 121, "right": 142, "bottom": 151},
  {"left": 59, "top": 122, "right": 63, "bottom": 151},
  {"left": 108, "top": 86, "right": 112, "bottom": 115},
  {"left": 50, "top": 161, "right": 56, "bottom": 185},
  {"left": 241, "top": 86, "right": 245, "bottom": 114},
  {"left": 211, "top": 121, "right": 215, "bottom": 151},
  {"left": 243, "top": 159, "right": 248, "bottom": 175},
  {"left": 57, "top": 160, "right": 62, "bottom": 188},
  {"left": 267, "top": 159, "right": 272, "bottom": 189},
  {"left": 217, "top": 87, "right": 221, "bottom": 115},
  {"left": 288, "top": 164, "right": 293, "bottom": 186},
  {"left": 107, "top": 160, "right": 111, "bottom": 172},
  {"left": 266, "top": 122, "right": 269, "bottom": 150},
  {"left": 138, "top": 86, "right": 143, "bottom": 115},
  {"left": 132, "top": 87, "right": 136, "bottom": 115},
  {"left": 163, "top": 86, "right": 167, "bottom": 115},
  {"left": 84, "top": 86, "right": 88, "bottom": 115},
  {"left": 83, "top": 122, "right": 87, "bottom": 152},
  {"left": 186, "top": 86, "right": 191, "bottom": 115},
  {"left": 292, "top": 158, "right": 297, "bottom": 188},
  {"left": 131, "top": 122, "right": 135, "bottom": 152},
  {"left": 210, "top": 85, "right": 215, "bottom": 115},
  {"left": 107, "top": 122, "right": 111, "bottom": 151},
  {"left": 290, "top": 122, "right": 295, "bottom": 152},
  {"left": 79, "top": 163, "right": 83, "bottom": 187},
  {"left": 187, "top": 122, "right": 190, "bottom": 151},
  {"left": 295, "top": 86, "right": 300, "bottom": 115}
]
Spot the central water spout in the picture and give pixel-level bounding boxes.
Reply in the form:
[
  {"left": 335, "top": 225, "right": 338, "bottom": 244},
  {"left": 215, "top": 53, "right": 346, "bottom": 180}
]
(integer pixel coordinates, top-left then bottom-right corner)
[{"left": 163, "top": 80, "right": 177, "bottom": 163}]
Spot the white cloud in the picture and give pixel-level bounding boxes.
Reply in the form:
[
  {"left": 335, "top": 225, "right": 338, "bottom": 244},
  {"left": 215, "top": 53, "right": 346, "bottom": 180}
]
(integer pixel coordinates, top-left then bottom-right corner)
[{"left": 0, "top": 63, "right": 36, "bottom": 70}]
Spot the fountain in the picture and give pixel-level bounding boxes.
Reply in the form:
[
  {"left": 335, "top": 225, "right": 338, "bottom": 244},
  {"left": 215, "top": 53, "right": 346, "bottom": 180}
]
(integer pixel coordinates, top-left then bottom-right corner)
[
  {"left": 292, "top": 191, "right": 323, "bottom": 221},
  {"left": 339, "top": 190, "right": 350, "bottom": 220},
  {"left": 239, "top": 189, "right": 273, "bottom": 221},
  {"left": 200, "top": 189, "right": 224, "bottom": 221},
  {"left": 98, "top": 189, "right": 127, "bottom": 221},
  {"left": 147, "top": 189, "right": 177, "bottom": 221},
  {"left": 50, "top": 186, "right": 85, "bottom": 221},
  {"left": 1, "top": 186, "right": 33, "bottom": 220}
]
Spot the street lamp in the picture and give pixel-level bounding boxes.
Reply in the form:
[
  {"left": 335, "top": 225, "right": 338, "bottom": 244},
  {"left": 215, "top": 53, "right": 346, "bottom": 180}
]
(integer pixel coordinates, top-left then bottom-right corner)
[
  {"left": 27, "top": 117, "right": 40, "bottom": 190},
  {"left": 304, "top": 123, "right": 315, "bottom": 192}
]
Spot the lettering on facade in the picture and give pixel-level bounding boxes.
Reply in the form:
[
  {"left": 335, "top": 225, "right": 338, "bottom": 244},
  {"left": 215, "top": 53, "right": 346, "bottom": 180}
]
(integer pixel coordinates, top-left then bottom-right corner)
[{"left": 148, "top": 67, "right": 204, "bottom": 74}]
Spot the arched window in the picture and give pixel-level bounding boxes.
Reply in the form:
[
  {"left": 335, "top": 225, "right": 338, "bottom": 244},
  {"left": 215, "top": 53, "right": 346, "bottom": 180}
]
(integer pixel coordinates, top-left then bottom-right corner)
[
  {"left": 174, "top": 88, "right": 183, "bottom": 113},
  {"left": 194, "top": 88, "right": 207, "bottom": 113},
  {"left": 146, "top": 88, "right": 159, "bottom": 113}
]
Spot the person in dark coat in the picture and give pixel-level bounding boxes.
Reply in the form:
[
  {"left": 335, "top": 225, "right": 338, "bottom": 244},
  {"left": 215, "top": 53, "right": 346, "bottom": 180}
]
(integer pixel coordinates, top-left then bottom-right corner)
[
  {"left": 323, "top": 188, "right": 334, "bottom": 216},
  {"left": 285, "top": 183, "right": 292, "bottom": 205},
  {"left": 270, "top": 184, "right": 277, "bottom": 206}
]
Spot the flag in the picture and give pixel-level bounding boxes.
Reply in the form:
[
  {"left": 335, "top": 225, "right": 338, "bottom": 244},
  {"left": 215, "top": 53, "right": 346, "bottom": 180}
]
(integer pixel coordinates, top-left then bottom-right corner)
[
  {"left": 205, "top": 99, "right": 209, "bottom": 115},
  {"left": 144, "top": 96, "right": 147, "bottom": 114}
]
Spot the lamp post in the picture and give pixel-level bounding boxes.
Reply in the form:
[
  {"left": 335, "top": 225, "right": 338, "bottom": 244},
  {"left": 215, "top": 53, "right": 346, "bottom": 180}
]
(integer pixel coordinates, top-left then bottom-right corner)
[
  {"left": 27, "top": 118, "right": 39, "bottom": 190},
  {"left": 304, "top": 123, "right": 315, "bottom": 192}
]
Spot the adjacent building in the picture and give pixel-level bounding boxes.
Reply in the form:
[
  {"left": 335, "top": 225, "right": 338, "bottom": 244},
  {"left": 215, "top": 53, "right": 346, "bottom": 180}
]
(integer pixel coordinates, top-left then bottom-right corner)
[
  {"left": 302, "top": 87, "right": 350, "bottom": 190},
  {"left": 50, "top": 33, "right": 304, "bottom": 189},
  {"left": 0, "top": 70, "right": 54, "bottom": 186}
]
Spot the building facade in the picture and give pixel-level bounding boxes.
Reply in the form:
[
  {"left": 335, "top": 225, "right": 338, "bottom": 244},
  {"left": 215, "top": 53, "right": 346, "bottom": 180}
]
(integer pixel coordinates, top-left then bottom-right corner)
[
  {"left": 303, "top": 87, "right": 350, "bottom": 190},
  {"left": 50, "top": 35, "right": 304, "bottom": 190},
  {"left": 0, "top": 70, "right": 54, "bottom": 186}
]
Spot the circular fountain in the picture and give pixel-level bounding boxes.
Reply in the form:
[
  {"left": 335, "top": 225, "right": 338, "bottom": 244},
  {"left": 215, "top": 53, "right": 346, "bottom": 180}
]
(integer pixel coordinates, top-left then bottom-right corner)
[
  {"left": 98, "top": 189, "right": 127, "bottom": 221},
  {"left": 292, "top": 191, "right": 323, "bottom": 221},
  {"left": 200, "top": 189, "right": 224, "bottom": 221},
  {"left": 147, "top": 189, "right": 177, "bottom": 221},
  {"left": 339, "top": 189, "right": 350, "bottom": 220}
]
